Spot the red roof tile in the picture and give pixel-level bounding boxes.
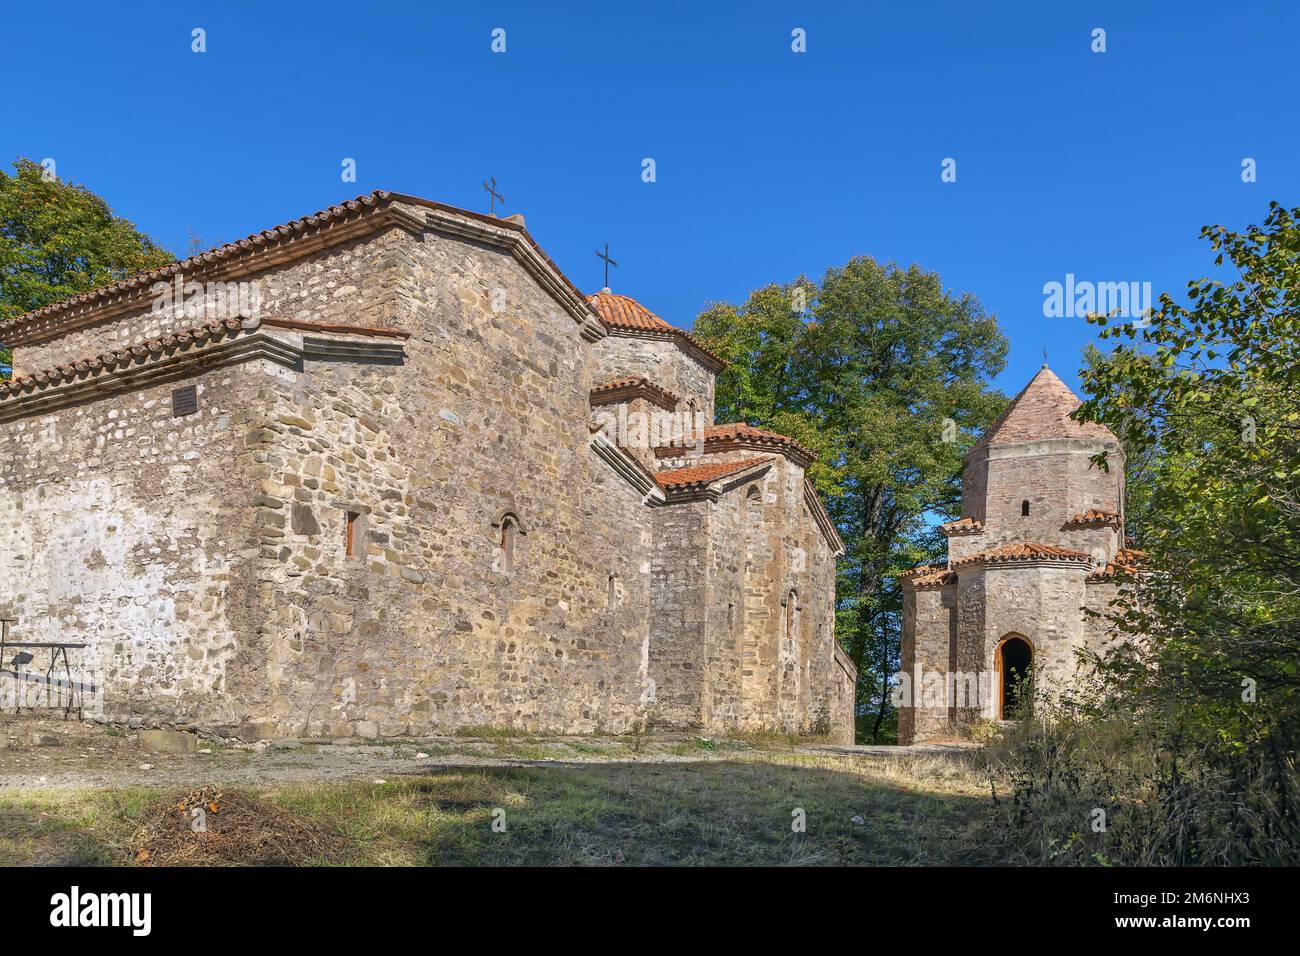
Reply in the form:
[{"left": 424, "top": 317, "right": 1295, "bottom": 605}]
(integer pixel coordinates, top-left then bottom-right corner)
[
  {"left": 971, "top": 366, "right": 1117, "bottom": 451},
  {"left": 589, "top": 376, "right": 680, "bottom": 410},
  {"left": 654, "top": 456, "right": 770, "bottom": 491},
  {"left": 587, "top": 292, "right": 676, "bottom": 333},
  {"left": 1064, "top": 509, "right": 1122, "bottom": 529},
  {"left": 1088, "top": 547, "right": 1146, "bottom": 581},
  {"left": 950, "top": 541, "right": 1092, "bottom": 569},
  {"left": 0, "top": 316, "right": 249, "bottom": 399},
  {"left": 897, "top": 564, "right": 957, "bottom": 588},
  {"left": 654, "top": 422, "right": 815, "bottom": 466},
  {"left": 939, "top": 517, "right": 984, "bottom": 536},
  {"left": 587, "top": 290, "right": 727, "bottom": 370}
]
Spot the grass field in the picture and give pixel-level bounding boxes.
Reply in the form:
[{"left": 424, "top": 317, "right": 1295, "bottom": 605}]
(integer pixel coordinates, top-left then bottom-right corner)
[{"left": 0, "top": 748, "right": 1009, "bottom": 866}]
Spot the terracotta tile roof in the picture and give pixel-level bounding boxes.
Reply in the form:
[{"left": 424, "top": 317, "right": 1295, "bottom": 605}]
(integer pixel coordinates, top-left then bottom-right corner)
[
  {"left": 589, "top": 376, "right": 680, "bottom": 411},
  {"left": 897, "top": 564, "right": 956, "bottom": 589},
  {"left": 939, "top": 517, "right": 984, "bottom": 536},
  {"left": 950, "top": 541, "right": 1092, "bottom": 569},
  {"left": 0, "top": 194, "right": 405, "bottom": 340},
  {"left": 1064, "top": 508, "right": 1122, "bottom": 530},
  {"left": 587, "top": 290, "right": 727, "bottom": 371},
  {"left": 1088, "top": 547, "right": 1146, "bottom": 581},
  {"left": 0, "top": 316, "right": 249, "bottom": 399},
  {"left": 655, "top": 422, "right": 815, "bottom": 466},
  {"left": 971, "top": 365, "right": 1118, "bottom": 452},
  {"left": 654, "top": 456, "right": 770, "bottom": 491},
  {"left": 587, "top": 291, "right": 676, "bottom": 333},
  {"left": 1, "top": 190, "right": 598, "bottom": 345}
]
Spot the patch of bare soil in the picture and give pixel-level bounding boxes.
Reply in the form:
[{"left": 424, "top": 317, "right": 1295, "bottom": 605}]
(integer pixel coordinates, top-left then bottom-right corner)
[{"left": 128, "top": 785, "right": 339, "bottom": 866}]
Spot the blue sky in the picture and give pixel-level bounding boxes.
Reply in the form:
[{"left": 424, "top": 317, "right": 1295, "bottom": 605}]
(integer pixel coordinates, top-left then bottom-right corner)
[{"left": 4, "top": 1, "right": 1296, "bottom": 397}]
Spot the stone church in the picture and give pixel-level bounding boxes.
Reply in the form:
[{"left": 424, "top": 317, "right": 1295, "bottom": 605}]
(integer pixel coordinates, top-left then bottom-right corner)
[
  {"left": 0, "top": 190, "right": 856, "bottom": 742},
  {"left": 898, "top": 365, "right": 1140, "bottom": 743}
]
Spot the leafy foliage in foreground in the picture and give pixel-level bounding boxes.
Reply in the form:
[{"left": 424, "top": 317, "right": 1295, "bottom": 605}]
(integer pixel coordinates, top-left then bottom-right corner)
[{"left": 1005, "top": 202, "right": 1300, "bottom": 865}]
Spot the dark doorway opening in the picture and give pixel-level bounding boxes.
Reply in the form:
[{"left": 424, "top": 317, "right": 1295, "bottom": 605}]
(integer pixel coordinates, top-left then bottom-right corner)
[{"left": 997, "top": 636, "right": 1033, "bottom": 719}]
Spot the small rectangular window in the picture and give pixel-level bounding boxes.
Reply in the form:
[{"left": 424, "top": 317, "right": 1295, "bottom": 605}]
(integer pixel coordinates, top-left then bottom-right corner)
[
  {"left": 171, "top": 385, "right": 198, "bottom": 417},
  {"left": 344, "top": 511, "right": 360, "bottom": 557}
]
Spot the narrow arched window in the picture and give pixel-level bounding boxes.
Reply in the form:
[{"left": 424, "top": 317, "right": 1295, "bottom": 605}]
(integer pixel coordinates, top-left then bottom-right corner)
[
  {"left": 607, "top": 572, "right": 618, "bottom": 609},
  {"left": 1021, "top": 500, "right": 1030, "bottom": 517},
  {"left": 344, "top": 511, "right": 360, "bottom": 557},
  {"left": 498, "top": 515, "right": 518, "bottom": 573}
]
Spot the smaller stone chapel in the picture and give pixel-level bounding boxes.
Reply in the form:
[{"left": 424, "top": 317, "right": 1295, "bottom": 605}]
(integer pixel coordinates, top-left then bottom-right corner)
[{"left": 898, "top": 365, "right": 1141, "bottom": 743}]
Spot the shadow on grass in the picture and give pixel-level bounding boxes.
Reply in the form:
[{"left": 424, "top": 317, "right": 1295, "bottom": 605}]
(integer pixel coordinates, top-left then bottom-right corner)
[
  {"left": 0, "top": 802, "right": 119, "bottom": 866},
  {"left": 274, "top": 758, "right": 1005, "bottom": 866},
  {"left": 2, "top": 756, "right": 1006, "bottom": 866}
]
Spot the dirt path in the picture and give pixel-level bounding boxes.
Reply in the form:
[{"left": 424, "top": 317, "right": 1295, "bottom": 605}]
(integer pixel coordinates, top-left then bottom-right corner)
[{"left": 0, "top": 716, "right": 808, "bottom": 790}]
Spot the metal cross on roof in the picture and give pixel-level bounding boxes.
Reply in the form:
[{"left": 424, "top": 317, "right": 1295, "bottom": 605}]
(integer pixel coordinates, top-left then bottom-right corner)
[
  {"left": 596, "top": 241, "right": 618, "bottom": 289},
  {"left": 483, "top": 177, "right": 504, "bottom": 216}
]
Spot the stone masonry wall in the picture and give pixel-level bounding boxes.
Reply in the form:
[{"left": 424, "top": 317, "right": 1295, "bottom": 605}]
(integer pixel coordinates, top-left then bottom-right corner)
[
  {"left": 960, "top": 440, "right": 1122, "bottom": 548},
  {"left": 591, "top": 334, "right": 715, "bottom": 424},
  {"left": 642, "top": 454, "right": 847, "bottom": 739},
  {"left": 647, "top": 501, "right": 709, "bottom": 727},
  {"left": 981, "top": 565, "right": 1090, "bottom": 710},
  {"left": 14, "top": 229, "right": 402, "bottom": 374},
  {"left": 239, "top": 223, "right": 655, "bottom": 737},
  {"left": 0, "top": 362, "right": 266, "bottom": 727},
  {"left": 2, "top": 202, "right": 849, "bottom": 741},
  {"left": 900, "top": 586, "right": 957, "bottom": 743}
]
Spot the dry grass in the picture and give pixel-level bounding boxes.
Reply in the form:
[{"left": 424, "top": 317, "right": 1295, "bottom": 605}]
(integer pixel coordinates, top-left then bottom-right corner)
[
  {"left": 127, "top": 785, "right": 339, "bottom": 866},
  {"left": 0, "top": 747, "right": 1006, "bottom": 866}
]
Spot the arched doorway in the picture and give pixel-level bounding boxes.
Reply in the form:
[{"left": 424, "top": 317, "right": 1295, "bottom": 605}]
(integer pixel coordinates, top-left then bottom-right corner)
[{"left": 995, "top": 635, "right": 1033, "bottom": 720}]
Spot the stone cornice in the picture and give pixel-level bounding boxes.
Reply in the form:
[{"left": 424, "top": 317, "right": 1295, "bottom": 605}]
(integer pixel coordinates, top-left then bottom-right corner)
[
  {"left": 833, "top": 642, "right": 859, "bottom": 682},
  {"left": 589, "top": 430, "right": 664, "bottom": 502},
  {"left": 804, "top": 478, "right": 846, "bottom": 556},
  {"left": 589, "top": 376, "right": 680, "bottom": 412},
  {"left": 965, "top": 435, "right": 1124, "bottom": 464},
  {"left": 0, "top": 316, "right": 406, "bottom": 423},
  {"left": 260, "top": 317, "right": 410, "bottom": 339}
]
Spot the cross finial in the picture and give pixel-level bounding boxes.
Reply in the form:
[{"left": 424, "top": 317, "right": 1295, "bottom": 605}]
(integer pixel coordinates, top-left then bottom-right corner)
[
  {"left": 483, "top": 176, "right": 504, "bottom": 216},
  {"left": 595, "top": 241, "right": 618, "bottom": 290},
  {"left": 1042, "top": 346, "right": 1049, "bottom": 368}
]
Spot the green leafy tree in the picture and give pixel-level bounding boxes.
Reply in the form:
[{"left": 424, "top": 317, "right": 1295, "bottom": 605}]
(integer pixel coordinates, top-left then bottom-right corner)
[
  {"left": 694, "top": 257, "right": 1008, "bottom": 741},
  {"left": 0, "top": 158, "right": 173, "bottom": 376},
  {"left": 1059, "top": 201, "right": 1300, "bottom": 863}
]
